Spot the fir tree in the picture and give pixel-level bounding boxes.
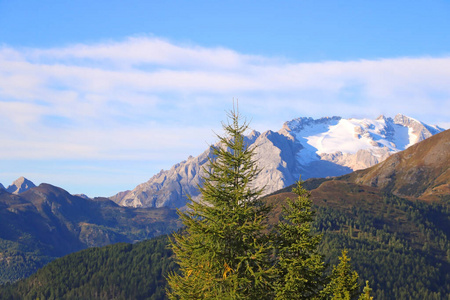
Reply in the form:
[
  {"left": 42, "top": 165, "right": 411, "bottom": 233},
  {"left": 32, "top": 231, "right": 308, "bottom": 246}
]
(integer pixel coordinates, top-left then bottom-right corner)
[
  {"left": 274, "top": 180, "right": 325, "bottom": 299},
  {"left": 358, "top": 281, "right": 373, "bottom": 300},
  {"left": 167, "top": 108, "right": 275, "bottom": 299},
  {"left": 167, "top": 108, "right": 367, "bottom": 299},
  {"left": 322, "top": 249, "right": 360, "bottom": 300}
]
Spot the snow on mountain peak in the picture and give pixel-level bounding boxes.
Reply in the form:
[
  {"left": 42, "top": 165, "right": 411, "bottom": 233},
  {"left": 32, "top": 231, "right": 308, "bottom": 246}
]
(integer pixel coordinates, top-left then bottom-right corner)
[
  {"left": 282, "top": 116, "right": 341, "bottom": 133},
  {"left": 393, "top": 113, "right": 441, "bottom": 147},
  {"left": 111, "top": 114, "right": 444, "bottom": 209}
]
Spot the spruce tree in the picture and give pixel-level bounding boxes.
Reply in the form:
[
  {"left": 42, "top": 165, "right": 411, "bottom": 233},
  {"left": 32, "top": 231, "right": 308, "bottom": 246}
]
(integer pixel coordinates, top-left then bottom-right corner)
[
  {"left": 167, "top": 109, "right": 275, "bottom": 299},
  {"left": 167, "top": 108, "right": 366, "bottom": 299},
  {"left": 274, "top": 180, "right": 325, "bottom": 299},
  {"left": 322, "top": 249, "right": 360, "bottom": 300},
  {"left": 358, "top": 281, "right": 373, "bottom": 300}
]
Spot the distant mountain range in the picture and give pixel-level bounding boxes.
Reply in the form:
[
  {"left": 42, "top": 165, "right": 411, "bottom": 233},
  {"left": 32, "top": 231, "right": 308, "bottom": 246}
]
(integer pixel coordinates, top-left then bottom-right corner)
[
  {"left": 0, "top": 177, "right": 36, "bottom": 194},
  {"left": 0, "top": 183, "right": 181, "bottom": 283},
  {"left": 2, "top": 129, "right": 448, "bottom": 299},
  {"left": 111, "top": 114, "right": 444, "bottom": 208}
]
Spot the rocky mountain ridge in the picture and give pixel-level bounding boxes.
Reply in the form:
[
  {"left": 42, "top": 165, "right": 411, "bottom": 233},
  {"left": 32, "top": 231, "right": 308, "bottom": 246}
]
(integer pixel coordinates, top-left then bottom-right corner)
[
  {"left": 111, "top": 114, "right": 444, "bottom": 208},
  {"left": 5, "top": 177, "right": 36, "bottom": 194}
]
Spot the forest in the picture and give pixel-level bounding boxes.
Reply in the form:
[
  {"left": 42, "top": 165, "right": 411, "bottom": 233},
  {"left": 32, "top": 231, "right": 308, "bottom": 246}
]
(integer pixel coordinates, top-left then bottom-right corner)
[{"left": 0, "top": 191, "right": 448, "bottom": 299}]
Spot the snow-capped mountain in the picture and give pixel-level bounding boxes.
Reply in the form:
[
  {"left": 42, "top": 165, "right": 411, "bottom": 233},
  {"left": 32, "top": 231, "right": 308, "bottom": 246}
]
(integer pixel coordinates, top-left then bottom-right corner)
[
  {"left": 0, "top": 183, "right": 4, "bottom": 190},
  {"left": 111, "top": 114, "right": 444, "bottom": 208}
]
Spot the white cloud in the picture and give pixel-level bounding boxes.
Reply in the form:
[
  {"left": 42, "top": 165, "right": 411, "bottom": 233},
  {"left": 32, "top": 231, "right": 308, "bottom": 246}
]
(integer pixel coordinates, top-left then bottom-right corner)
[{"left": 0, "top": 37, "right": 449, "bottom": 162}]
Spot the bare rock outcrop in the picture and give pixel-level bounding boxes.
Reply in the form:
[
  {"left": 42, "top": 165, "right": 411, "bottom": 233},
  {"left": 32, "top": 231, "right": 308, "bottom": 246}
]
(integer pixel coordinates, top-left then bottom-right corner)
[
  {"left": 111, "top": 114, "right": 444, "bottom": 208},
  {"left": 6, "top": 177, "right": 36, "bottom": 194}
]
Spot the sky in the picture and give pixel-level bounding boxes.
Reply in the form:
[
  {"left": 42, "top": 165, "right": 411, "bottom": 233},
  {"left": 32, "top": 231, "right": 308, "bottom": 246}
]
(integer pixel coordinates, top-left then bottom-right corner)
[{"left": 0, "top": 0, "right": 449, "bottom": 197}]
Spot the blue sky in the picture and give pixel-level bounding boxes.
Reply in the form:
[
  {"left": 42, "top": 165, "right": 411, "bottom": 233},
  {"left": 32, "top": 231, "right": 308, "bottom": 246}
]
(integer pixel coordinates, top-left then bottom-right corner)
[{"left": 0, "top": 0, "right": 449, "bottom": 197}]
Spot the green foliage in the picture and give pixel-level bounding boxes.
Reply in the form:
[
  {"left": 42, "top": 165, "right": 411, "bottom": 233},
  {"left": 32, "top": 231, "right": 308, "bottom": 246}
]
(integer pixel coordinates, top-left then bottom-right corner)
[
  {"left": 0, "top": 235, "right": 176, "bottom": 300},
  {"left": 322, "top": 250, "right": 359, "bottom": 300},
  {"left": 2, "top": 111, "right": 448, "bottom": 299},
  {"left": 358, "top": 281, "right": 373, "bottom": 300},
  {"left": 0, "top": 187, "right": 181, "bottom": 285},
  {"left": 168, "top": 110, "right": 358, "bottom": 299},
  {"left": 2, "top": 192, "right": 448, "bottom": 299},
  {"left": 313, "top": 193, "right": 450, "bottom": 299},
  {"left": 168, "top": 109, "right": 275, "bottom": 299},
  {"left": 274, "top": 181, "right": 325, "bottom": 299}
]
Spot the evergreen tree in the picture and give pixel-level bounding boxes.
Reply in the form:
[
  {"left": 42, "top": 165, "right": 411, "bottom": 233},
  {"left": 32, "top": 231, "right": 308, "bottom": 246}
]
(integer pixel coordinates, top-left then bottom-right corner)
[
  {"left": 322, "top": 249, "right": 360, "bottom": 300},
  {"left": 167, "top": 108, "right": 275, "bottom": 299},
  {"left": 358, "top": 281, "right": 373, "bottom": 300},
  {"left": 167, "top": 108, "right": 367, "bottom": 299},
  {"left": 274, "top": 180, "right": 325, "bottom": 299}
]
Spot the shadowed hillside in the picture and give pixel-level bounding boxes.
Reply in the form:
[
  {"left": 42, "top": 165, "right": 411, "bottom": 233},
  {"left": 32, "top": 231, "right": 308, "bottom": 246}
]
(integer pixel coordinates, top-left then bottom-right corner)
[{"left": 0, "top": 184, "right": 181, "bottom": 284}]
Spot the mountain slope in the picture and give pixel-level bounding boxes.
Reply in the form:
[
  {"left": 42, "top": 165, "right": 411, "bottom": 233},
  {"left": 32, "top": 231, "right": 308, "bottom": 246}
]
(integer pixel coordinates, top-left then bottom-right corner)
[
  {"left": 3, "top": 191, "right": 447, "bottom": 299},
  {"left": 346, "top": 129, "right": 450, "bottom": 201},
  {"left": 0, "top": 184, "right": 181, "bottom": 283},
  {"left": 112, "top": 114, "right": 443, "bottom": 208},
  {"left": 264, "top": 130, "right": 450, "bottom": 299}
]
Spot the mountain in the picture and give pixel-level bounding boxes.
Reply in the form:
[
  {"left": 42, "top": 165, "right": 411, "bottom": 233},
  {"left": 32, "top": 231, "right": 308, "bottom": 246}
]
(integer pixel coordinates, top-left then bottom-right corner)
[
  {"left": 0, "top": 183, "right": 4, "bottom": 190},
  {"left": 346, "top": 129, "right": 450, "bottom": 201},
  {"left": 3, "top": 130, "right": 449, "bottom": 299},
  {"left": 0, "top": 183, "right": 181, "bottom": 283},
  {"left": 112, "top": 114, "right": 444, "bottom": 208},
  {"left": 6, "top": 177, "right": 36, "bottom": 194},
  {"left": 264, "top": 129, "right": 450, "bottom": 298}
]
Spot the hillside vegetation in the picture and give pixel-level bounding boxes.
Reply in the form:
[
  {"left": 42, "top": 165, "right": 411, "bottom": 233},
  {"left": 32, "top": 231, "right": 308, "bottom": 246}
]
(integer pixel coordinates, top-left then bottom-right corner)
[
  {"left": 1, "top": 186, "right": 448, "bottom": 299},
  {"left": 1, "top": 131, "right": 448, "bottom": 299},
  {"left": 0, "top": 184, "right": 181, "bottom": 284},
  {"left": 0, "top": 235, "right": 176, "bottom": 300}
]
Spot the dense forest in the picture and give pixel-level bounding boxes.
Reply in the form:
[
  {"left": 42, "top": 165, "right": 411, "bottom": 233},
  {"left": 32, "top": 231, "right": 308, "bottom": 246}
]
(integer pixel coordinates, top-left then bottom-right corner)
[
  {"left": 0, "top": 235, "right": 177, "bottom": 300},
  {"left": 314, "top": 194, "right": 450, "bottom": 299},
  {"left": 1, "top": 189, "right": 448, "bottom": 299}
]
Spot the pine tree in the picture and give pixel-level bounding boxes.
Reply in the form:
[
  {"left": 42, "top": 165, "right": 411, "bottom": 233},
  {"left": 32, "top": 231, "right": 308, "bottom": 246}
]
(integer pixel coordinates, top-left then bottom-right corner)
[
  {"left": 322, "top": 249, "right": 360, "bottom": 300},
  {"left": 274, "top": 180, "right": 325, "bottom": 299},
  {"left": 167, "top": 108, "right": 275, "bottom": 299}
]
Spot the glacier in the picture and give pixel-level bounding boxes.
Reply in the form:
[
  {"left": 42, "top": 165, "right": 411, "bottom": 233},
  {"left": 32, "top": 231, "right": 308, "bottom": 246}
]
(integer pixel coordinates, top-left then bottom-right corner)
[{"left": 111, "top": 114, "right": 444, "bottom": 209}]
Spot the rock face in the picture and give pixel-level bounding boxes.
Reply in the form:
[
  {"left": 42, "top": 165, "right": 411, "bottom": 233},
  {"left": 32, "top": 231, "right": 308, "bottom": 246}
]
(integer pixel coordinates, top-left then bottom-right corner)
[
  {"left": 112, "top": 114, "right": 444, "bottom": 208},
  {"left": 6, "top": 177, "right": 36, "bottom": 194},
  {"left": 112, "top": 150, "right": 212, "bottom": 208}
]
